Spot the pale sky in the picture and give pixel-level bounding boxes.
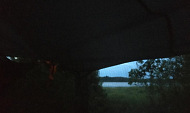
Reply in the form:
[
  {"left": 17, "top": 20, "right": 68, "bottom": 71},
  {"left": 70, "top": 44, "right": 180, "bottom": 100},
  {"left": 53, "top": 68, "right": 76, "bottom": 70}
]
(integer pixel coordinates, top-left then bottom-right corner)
[{"left": 99, "top": 61, "right": 137, "bottom": 77}]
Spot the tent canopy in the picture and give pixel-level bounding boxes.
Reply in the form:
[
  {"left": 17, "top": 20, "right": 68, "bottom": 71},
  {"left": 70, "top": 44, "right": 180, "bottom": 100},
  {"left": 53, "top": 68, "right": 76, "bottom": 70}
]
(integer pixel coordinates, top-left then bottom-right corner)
[{"left": 0, "top": 0, "right": 190, "bottom": 71}]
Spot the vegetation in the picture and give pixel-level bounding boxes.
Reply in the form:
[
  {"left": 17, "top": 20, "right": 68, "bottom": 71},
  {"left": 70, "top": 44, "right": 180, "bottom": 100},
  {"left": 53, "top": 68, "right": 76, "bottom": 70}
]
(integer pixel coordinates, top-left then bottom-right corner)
[
  {"left": 1, "top": 54, "right": 190, "bottom": 113},
  {"left": 128, "top": 55, "right": 190, "bottom": 113},
  {"left": 100, "top": 77, "right": 129, "bottom": 82},
  {"left": 104, "top": 87, "right": 150, "bottom": 113},
  {"left": 100, "top": 76, "right": 149, "bottom": 83},
  {"left": 0, "top": 58, "right": 107, "bottom": 113}
]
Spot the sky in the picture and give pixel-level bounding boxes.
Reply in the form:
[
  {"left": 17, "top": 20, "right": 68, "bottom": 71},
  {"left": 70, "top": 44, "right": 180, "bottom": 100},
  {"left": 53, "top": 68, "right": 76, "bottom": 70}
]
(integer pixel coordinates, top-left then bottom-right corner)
[{"left": 99, "top": 61, "right": 137, "bottom": 77}]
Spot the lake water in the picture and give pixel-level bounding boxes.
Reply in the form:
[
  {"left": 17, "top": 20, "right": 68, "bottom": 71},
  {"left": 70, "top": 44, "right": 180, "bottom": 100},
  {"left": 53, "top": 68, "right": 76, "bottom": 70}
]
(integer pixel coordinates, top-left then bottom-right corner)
[{"left": 101, "top": 82, "right": 143, "bottom": 87}]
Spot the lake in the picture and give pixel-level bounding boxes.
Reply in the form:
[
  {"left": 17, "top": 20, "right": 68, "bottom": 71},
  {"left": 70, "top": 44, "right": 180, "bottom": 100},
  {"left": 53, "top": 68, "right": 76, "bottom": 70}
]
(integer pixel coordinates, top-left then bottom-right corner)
[{"left": 101, "top": 82, "right": 144, "bottom": 87}]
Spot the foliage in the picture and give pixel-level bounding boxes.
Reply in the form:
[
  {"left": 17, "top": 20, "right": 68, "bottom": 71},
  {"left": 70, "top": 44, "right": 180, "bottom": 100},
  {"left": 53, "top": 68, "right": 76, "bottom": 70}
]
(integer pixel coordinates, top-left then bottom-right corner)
[
  {"left": 100, "top": 77, "right": 130, "bottom": 82},
  {"left": 104, "top": 87, "right": 151, "bottom": 113},
  {"left": 129, "top": 56, "right": 184, "bottom": 84},
  {"left": 88, "top": 71, "right": 108, "bottom": 113},
  {"left": 128, "top": 56, "right": 187, "bottom": 112},
  {"left": 0, "top": 60, "right": 107, "bottom": 113},
  {"left": 179, "top": 54, "right": 190, "bottom": 111}
]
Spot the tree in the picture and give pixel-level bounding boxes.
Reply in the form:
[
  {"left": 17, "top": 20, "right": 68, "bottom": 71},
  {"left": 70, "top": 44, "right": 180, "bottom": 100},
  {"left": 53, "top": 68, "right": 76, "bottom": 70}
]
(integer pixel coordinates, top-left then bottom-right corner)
[
  {"left": 129, "top": 56, "right": 184, "bottom": 86},
  {"left": 179, "top": 54, "right": 190, "bottom": 112},
  {"left": 0, "top": 56, "right": 107, "bottom": 113},
  {"left": 128, "top": 56, "right": 185, "bottom": 112}
]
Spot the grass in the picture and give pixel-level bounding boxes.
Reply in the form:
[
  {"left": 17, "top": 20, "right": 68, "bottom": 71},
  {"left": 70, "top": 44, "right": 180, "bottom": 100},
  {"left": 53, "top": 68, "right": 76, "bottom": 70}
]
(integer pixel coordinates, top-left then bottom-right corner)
[
  {"left": 103, "top": 87, "right": 153, "bottom": 113},
  {"left": 103, "top": 86, "right": 190, "bottom": 113}
]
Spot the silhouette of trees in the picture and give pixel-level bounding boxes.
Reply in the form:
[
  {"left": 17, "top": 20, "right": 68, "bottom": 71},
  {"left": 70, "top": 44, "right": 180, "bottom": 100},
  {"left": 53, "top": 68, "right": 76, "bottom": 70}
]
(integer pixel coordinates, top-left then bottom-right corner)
[
  {"left": 128, "top": 55, "right": 190, "bottom": 112},
  {"left": 0, "top": 57, "right": 106, "bottom": 113}
]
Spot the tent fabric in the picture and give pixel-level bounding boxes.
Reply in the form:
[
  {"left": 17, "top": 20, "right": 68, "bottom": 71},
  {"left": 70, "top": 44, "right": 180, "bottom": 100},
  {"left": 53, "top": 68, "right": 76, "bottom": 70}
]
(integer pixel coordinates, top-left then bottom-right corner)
[{"left": 0, "top": 0, "right": 190, "bottom": 71}]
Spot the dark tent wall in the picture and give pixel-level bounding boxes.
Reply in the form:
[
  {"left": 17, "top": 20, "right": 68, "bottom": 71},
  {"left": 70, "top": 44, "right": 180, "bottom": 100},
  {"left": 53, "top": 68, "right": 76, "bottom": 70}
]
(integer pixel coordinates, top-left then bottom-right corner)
[{"left": 0, "top": 0, "right": 190, "bottom": 71}]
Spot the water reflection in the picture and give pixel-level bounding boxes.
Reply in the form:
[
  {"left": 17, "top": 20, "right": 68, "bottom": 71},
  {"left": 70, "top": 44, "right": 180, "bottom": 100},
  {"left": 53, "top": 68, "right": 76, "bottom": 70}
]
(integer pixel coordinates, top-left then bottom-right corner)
[{"left": 102, "top": 82, "right": 144, "bottom": 87}]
